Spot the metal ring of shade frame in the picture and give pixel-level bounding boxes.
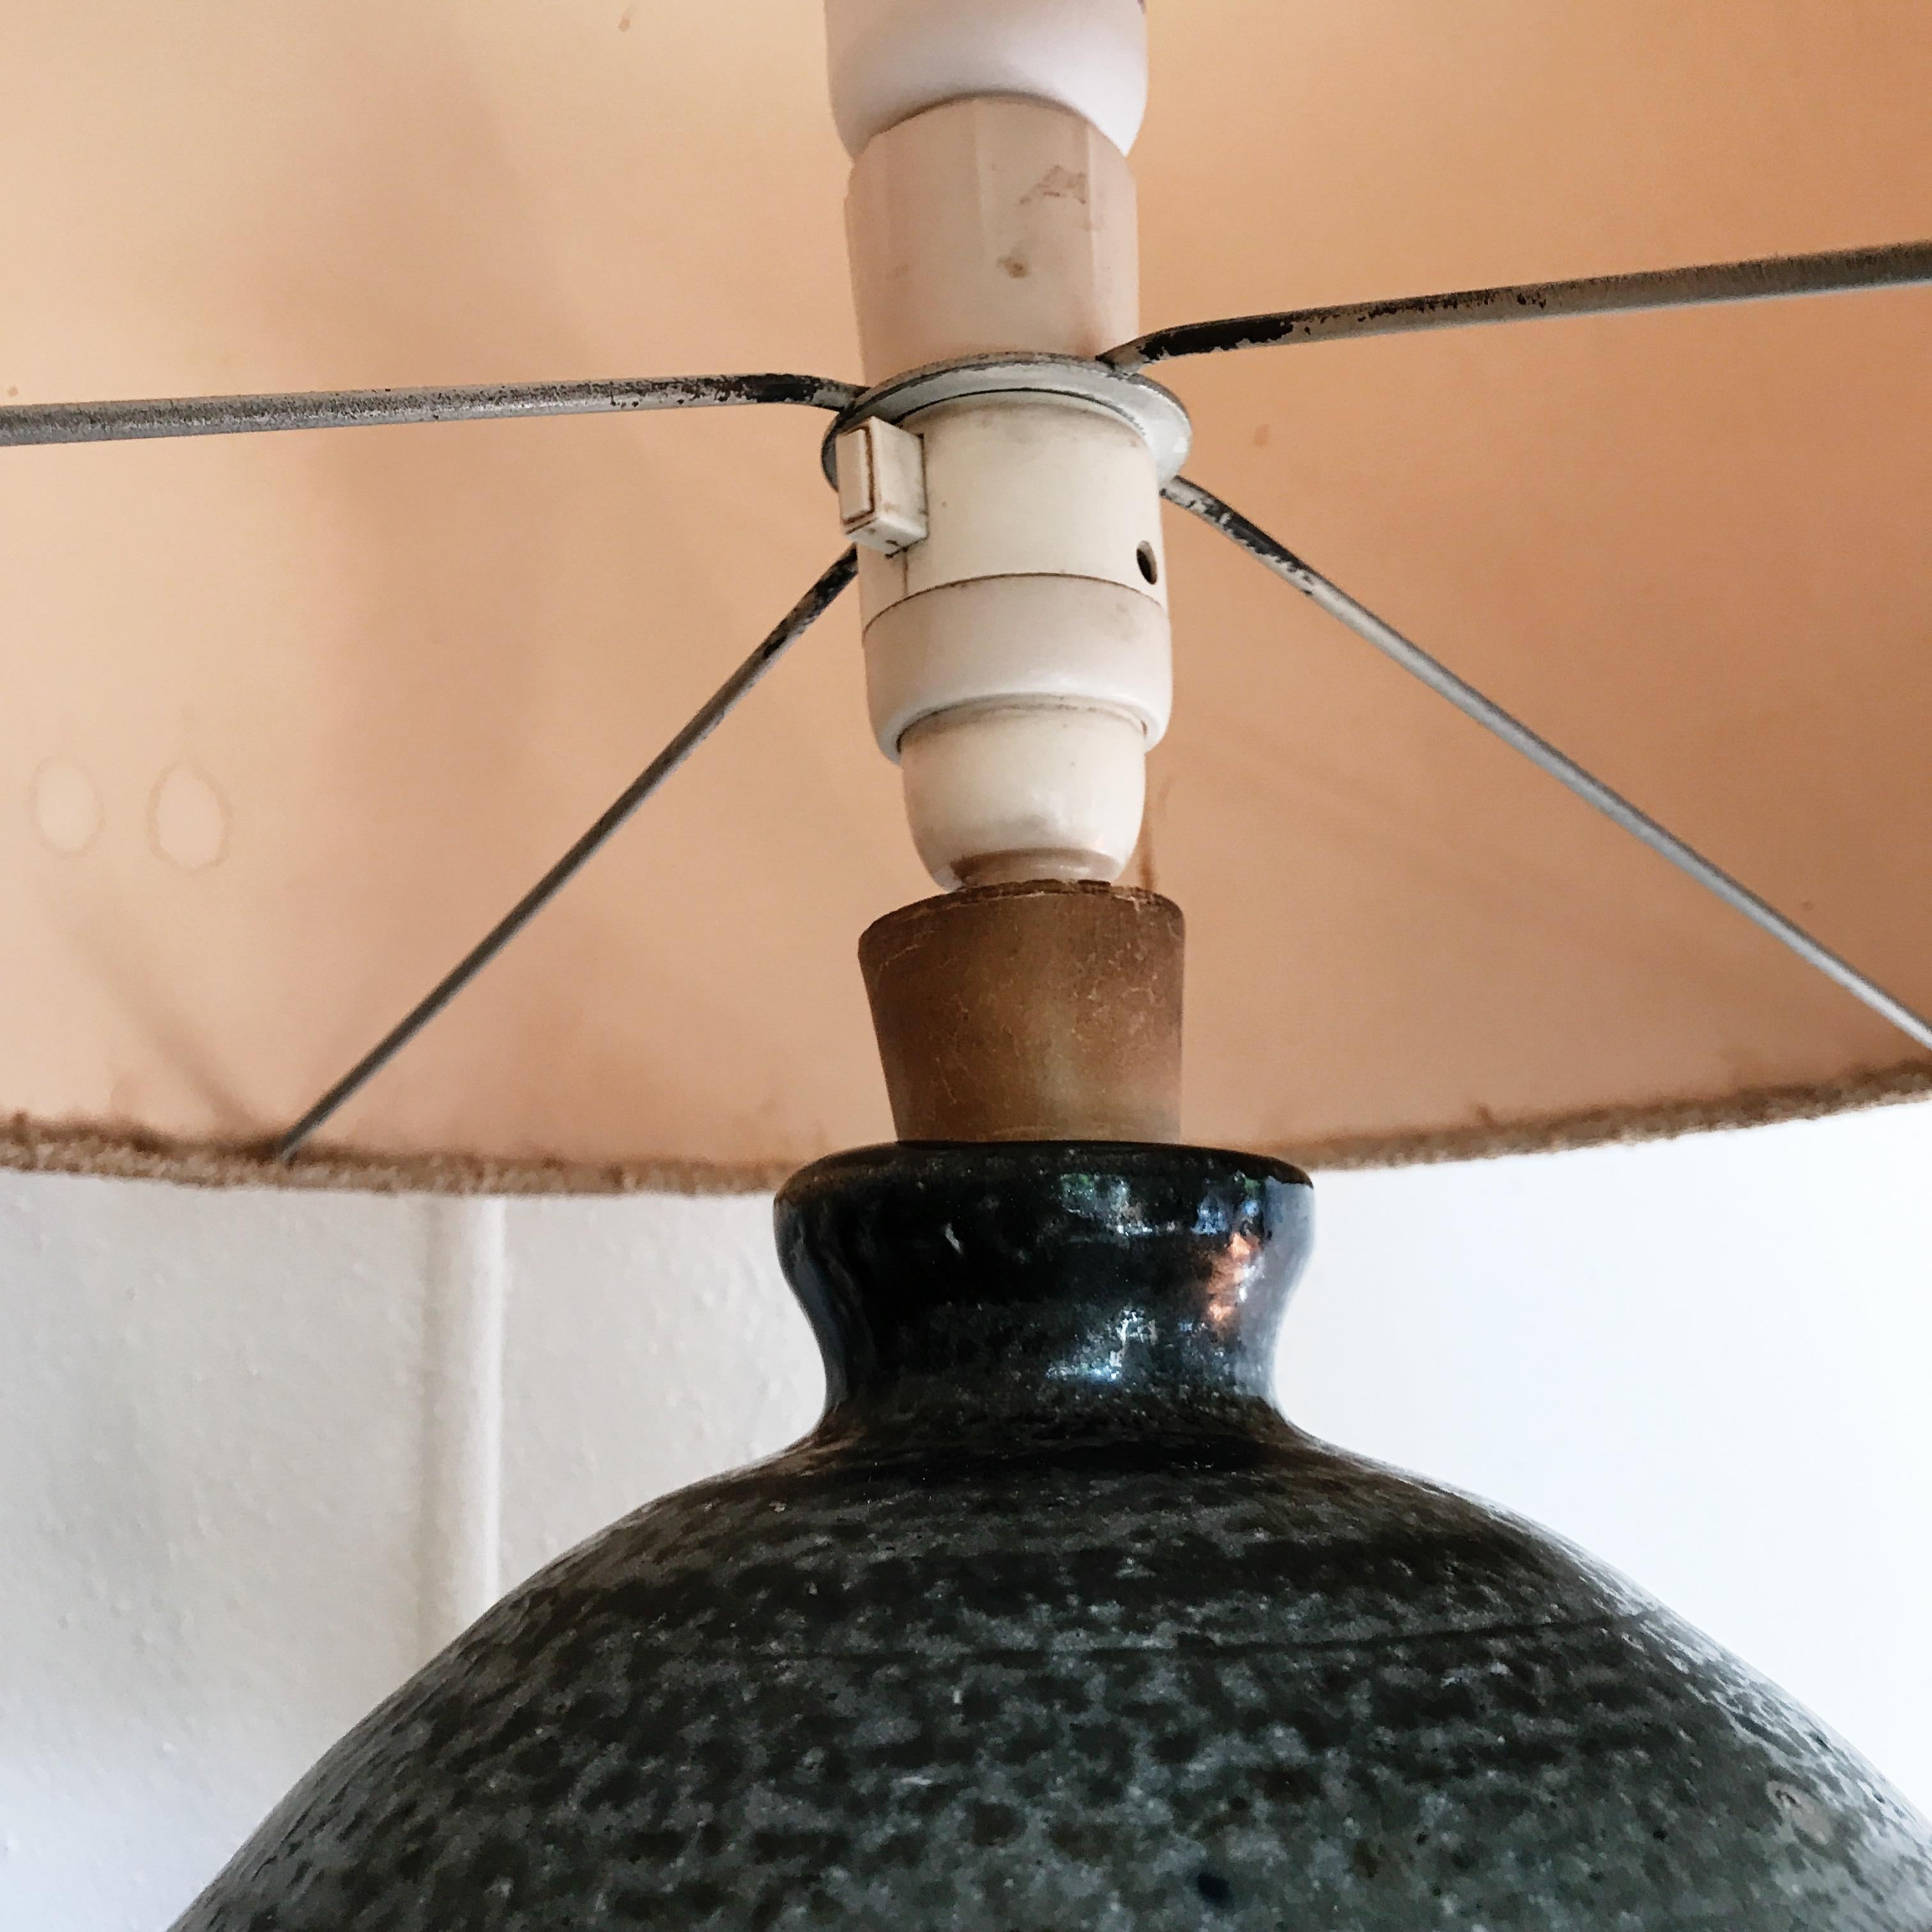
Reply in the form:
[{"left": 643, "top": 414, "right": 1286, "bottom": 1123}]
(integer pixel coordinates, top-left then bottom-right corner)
[{"left": 818, "top": 353, "right": 1193, "bottom": 486}]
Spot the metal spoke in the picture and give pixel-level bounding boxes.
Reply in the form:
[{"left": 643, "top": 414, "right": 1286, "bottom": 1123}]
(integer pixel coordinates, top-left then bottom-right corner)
[
  {"left": 273, "top": 547, "right": 859, "bottom": 1161},
  {"left": 1, "top": 372, "right": 861, "bottom": 447},
  {"left": 1108, "top": 238, "right": 1932, "bottom": 371},
  {"left": 1165, "top": 474, "right": 1932, "bottom": 1055}
]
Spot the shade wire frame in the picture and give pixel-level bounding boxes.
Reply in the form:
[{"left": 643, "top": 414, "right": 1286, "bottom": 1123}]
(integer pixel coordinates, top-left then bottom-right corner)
[
  {"left": 1165, "top": 475, "right": 1932, "bottom": 1057},
  {"left": 0, "top": 372, "right": 861, "bottom": 445},
  {"left": 272, "top": 549, "right": 860, "bottom": 1160},
  {"left": 1106, "top": 237, "right": 1932, "bottom": 369}
]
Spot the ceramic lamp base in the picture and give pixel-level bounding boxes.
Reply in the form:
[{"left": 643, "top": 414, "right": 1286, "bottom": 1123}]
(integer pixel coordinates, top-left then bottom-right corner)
[{"left": 171, "top": 1140, "right": 1932, "bottom": 1929}]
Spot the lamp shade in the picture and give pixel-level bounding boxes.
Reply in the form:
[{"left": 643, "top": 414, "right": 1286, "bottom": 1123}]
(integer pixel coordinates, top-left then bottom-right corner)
[{"left": 3, "top": 0, "right": 1929, "bottom": 1191}]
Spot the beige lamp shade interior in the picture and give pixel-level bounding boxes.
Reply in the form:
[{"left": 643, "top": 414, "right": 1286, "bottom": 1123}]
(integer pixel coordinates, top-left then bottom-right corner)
[{"left": 2, "top": 1, "right": 1928, "bottom": 1192}]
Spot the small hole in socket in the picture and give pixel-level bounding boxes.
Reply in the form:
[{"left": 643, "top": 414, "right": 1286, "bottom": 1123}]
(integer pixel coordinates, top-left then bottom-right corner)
[{"left": 1136, "top": 541, "right": 1160, "bottom": 585}]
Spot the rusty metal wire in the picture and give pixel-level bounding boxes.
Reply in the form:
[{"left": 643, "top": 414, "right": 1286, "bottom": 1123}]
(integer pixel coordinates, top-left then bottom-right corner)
[
  {"left": 0, "top": 372, "right": 861, "bottom": 447},
  {"left": 273, "top": 548, "right": 860, "bottom": 1161},
  {"left": 1109, "top": 238, "right": 1932, "bottom": 371},
  {"left": 1167, "top": 473, "right": 1932, "bottom": 1055}
]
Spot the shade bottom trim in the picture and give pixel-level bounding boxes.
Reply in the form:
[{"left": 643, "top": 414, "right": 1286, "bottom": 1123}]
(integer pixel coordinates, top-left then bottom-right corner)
[{"left": 1, "top": 1057, "right": 1927, "bottom": 1196}]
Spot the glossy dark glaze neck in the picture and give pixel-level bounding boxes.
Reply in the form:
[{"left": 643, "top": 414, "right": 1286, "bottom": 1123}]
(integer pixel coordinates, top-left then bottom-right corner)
[{"left": 775, "top": 1142, "right": 1314, "bottom": 1437}]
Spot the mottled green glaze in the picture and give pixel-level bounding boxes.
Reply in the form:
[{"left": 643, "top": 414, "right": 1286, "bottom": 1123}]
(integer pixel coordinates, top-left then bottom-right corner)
[{"left": 178, "top": 1142, "right": 1932, "bottom": 1930}]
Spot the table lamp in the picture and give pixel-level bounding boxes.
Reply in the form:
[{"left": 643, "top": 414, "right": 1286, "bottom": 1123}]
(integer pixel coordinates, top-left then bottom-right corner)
[{"left": 4, "top": 2, "right": 1929, "bottom": 1925}]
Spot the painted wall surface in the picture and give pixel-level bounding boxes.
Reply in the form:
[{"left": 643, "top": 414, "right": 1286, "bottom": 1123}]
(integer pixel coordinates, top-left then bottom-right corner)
[{"left": 3, "top": 1102, "right": 1929, "bottom": 1930}]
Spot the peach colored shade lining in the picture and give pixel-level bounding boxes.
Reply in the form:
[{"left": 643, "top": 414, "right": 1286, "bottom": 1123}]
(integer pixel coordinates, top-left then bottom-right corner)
[{"left": 3, "top": 1, "right": 1928, "bottom": 1192}]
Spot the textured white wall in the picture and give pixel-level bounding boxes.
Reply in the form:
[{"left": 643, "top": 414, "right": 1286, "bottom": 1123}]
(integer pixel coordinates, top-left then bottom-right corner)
[{"left": 3, "top": 1102, "right": 1928, "bottom": 1930}]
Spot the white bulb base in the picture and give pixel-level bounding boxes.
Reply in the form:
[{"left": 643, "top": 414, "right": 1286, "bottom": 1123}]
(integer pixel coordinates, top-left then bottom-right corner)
[{"left": 824, "top": 0, "right": 1149, "bottom": 158}]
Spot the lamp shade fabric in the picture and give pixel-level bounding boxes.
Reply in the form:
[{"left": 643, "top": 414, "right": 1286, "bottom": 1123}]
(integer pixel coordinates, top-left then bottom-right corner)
[{"left": 3, "top": 0, "right": 1928, "bottom": 1191}]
